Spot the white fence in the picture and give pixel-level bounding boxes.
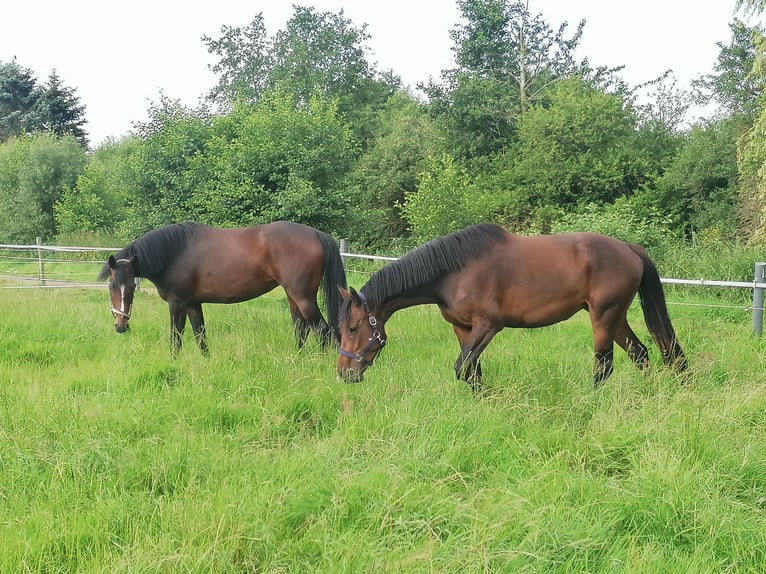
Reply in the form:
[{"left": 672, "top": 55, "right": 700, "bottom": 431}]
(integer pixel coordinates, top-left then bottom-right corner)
[{"left": 1, "top": 239, "right": 765, "bottom": 335}]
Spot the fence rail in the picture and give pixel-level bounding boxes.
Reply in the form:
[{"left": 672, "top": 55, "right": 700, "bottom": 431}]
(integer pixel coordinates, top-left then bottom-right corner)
[{"left": 0, "top": 239, "right": 764, "bottom": 335}]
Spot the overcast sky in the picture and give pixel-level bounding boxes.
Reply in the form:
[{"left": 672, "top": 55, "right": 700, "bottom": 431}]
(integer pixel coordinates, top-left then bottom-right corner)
[{"left": 0, "top": 1, "right": 757, "bottom": 146}]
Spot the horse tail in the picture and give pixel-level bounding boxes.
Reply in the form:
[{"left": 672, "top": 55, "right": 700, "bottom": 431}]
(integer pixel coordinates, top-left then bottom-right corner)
[
  {"left": 630, "top": 244, "right": 688, "bottom": 372},
  {"left": 317, "top": 230, "right": 348, "bottom": 343}
]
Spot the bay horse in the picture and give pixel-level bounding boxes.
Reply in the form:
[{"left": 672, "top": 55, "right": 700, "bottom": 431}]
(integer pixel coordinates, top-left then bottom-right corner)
[
  {"left": 337, "top": 223, "right": 687, "bottom": 388},
  {"left": 98, "top": 221, "right": 347, "bottom": 356}
]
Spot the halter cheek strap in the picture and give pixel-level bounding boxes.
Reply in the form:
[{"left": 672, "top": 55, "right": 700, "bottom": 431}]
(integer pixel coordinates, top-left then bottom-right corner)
[{"left": 339, "top": 292, "right": 386, "bottom": 366}]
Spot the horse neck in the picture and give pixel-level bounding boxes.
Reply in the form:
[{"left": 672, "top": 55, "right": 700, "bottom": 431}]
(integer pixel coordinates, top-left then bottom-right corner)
[{"left": 378, "top": 288, "right": 443, "bottom": 321}]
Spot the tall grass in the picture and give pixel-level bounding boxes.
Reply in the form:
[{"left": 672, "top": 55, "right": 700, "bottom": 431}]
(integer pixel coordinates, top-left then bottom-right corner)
[{"left": 0, "top": 279, "right": 766, "bottom": 572}]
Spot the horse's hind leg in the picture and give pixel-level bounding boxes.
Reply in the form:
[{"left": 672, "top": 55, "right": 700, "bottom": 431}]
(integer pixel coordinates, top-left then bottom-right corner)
[
  {"left": 187, "top": 303, "right": 209, "bottom": 356},
  {"left": 287, "top": 296, "right": 314, "bottom": 348},
  {"left": 614, "top": 318, "right": 649, "bottom": 371}
]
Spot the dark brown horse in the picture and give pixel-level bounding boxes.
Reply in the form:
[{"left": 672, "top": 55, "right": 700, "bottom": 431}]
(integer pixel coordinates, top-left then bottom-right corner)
[
  {"left": 99, "top": 221, "right": 347, "bottom": 356},
  {"left": 337, "top": 223, "right": 687, "bottom": 388}
]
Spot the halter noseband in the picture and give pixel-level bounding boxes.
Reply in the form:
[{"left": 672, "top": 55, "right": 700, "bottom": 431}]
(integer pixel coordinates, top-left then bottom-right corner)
[
  {"left": 339, "top": 291, "right": 386, "bottom": 367},
  {"left": 111, "top": 307, "right": 131, "bottom": 319}
]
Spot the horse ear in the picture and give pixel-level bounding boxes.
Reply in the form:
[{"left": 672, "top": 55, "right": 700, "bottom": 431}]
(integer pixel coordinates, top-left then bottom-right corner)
[
  {"left": 338, "top": 285, "right": 352, "bottom": 300},
  {"left": 108, "top": 255, "right": 116, "bottom": 269}
]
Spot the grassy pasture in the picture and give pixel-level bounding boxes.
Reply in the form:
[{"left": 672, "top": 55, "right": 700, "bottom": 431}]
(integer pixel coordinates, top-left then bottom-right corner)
[{"left": 1, "top": 275, "right": 766, "bottom": 573}]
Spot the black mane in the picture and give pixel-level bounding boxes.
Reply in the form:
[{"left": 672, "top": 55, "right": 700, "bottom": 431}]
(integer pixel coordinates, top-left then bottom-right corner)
[
  {"left": 97, "top": 221, "right": 205, "bottom": 281},
  {"left": 360, "top": 223, "right": 508, "bottom": 307}
]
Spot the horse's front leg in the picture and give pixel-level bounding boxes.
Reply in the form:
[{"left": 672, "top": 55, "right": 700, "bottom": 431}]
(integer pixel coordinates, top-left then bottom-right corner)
[
  {"left": 591, "top": 312, "right": 619, "bottom": 387},
  {"left": 168, "top": 301, "right": 187, "bottom": 358},
  {"left": 187, "top": 303, "right": 209, "bottom": 356},
  {"left": 452, "top": 321, "right": 499, "bottom": 393}
]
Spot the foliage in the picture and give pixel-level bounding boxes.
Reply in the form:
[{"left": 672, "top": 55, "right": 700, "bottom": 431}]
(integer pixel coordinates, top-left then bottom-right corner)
[
  {"left": 204, "top": 6, "right": 398, "bottom": 146},
  {"left": 423, "top": 0, "right": 594, "bottom": 157},
  {"left": 646, "top": 118, "right": 743, "bottom": 239},
  {"left": 0, "top": 59, "right": 88, "bottom": 147},
  {"left": 55, "top": 137, "right": 141, "bottom": 236},
  {"left": 511, "top": 77, "right": 657, "bottom": 216},
  {"left": 0, "top": 132, "right": 86, "bottom": 242},
  {"left": 551, "top": 198, "right": 680, "bottom": 256},
  {"left": 189, "top": 90, "right": 358, "bottom": 235},
  {"left": 692, "top": 19, "right": 766, "bottom": 121},
  {"left": 400, "top": 153, "right": 509, "bottom": 242},
  {"left": 352, "top": 92, "right": 445, "bottom": 241}
]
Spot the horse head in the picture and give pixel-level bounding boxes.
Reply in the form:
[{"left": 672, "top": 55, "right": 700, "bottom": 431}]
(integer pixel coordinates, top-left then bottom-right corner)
[
  {"left": 106, "top": 254, "right": 138, "bottom": 333},
  {"left": 337, "top": 286, "right": 387, "bottom": 383}
]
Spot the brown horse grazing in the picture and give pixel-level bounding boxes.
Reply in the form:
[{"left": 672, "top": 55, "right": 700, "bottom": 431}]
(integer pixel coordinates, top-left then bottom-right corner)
[
  {"left": 337, "top": 223, "right": 687, "bottom": 388},
  {"left": 98, "top": 221, "right": 347, "bottom": 356}
]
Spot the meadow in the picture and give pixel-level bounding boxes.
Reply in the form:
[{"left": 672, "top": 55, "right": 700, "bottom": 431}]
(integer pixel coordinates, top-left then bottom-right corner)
[{"left": 1, "top": 271, "right": 766, "bottom": 573}]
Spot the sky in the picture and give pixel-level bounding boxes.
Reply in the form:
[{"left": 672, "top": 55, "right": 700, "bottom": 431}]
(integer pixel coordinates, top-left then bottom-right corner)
[{"left": 0, "top": 1, "right": 759, "bottom": 147}]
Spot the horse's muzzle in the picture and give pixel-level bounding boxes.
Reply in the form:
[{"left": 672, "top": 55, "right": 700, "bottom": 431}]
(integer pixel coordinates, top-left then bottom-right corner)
[
  {"left": 114, "top": 323, "right": 129, "bottom": 334},
  {"left": 339, "top": 367, "right": 364, "bottom": 384}
]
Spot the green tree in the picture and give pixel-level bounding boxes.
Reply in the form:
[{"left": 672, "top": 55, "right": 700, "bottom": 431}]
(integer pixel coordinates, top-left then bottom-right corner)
[
  {"left": 0, "top": 132, "right": 86, "bottom": 241},
  {"left": 0, "top": 59, "right": 39, "bottom": 141},
  {"left": 35, "top": 70, "right": 88, "bottom": 147},
  {"left": 693, "top": 19, "right": 766, "bottom": 120},
  {"left": 511, "top": 77, "right": 648, "bottom": 214},
  {"left": 423, "top": 0, "right": 589, "bottom": 157},
  {"left": 55, "top": 136, "right": 141, "bottom": 235},
  {"left": 124, "top": 96, "right": 213, "bottom": 235},
  {"left": 352, "top": 92, "right": 445, "bottom": 242},
  {"left": 0, "top": 60, "right": 89, "bottom": 146},
  {"left": 648, "top": 119, "right": 742, "bottom": 239},
  {"left": 204, "top": 6, "right": 398, "bottom": 146},
  {"left": 189, "top": 89, "right": 357, "bottom": 235}
]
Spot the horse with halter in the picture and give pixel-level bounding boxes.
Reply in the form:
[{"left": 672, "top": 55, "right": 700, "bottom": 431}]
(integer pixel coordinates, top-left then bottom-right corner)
[
  {"left": 337, "top": 223, "right": 687, "bottom": 389},
  {"left": 99, "top": 221, "right": 347, "bottom": 356}
]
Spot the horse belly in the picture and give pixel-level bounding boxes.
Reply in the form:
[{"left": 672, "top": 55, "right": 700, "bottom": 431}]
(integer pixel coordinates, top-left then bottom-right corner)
[
  {"left": 503, "top": 297, "right": 584, "bottom": 328},
  {"left": 194, "top": 273, "right": 279, "bottom": 303}
]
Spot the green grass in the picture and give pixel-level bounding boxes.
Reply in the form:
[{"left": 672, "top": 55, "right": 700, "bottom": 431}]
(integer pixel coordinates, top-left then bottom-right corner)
[{"left": 1, "top": 280, "right": 766, "bottom": 573}]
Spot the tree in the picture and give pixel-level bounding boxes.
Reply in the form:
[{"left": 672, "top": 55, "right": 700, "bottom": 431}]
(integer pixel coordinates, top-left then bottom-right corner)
[
  {"left": 352, "top": 91, "right": 445, "bottom": 242},
  {"left": 648, "top": 119, "right": 742, "bottom": 239},
  {"left": 35, "top": 70, "right": 88, "bottom": 147},
  {"left": 0, "top": 133, "right": 86, "bottom": 241},
  {"left": 0, "top": 59, "right": 89, "bottom": 146},
  {"left": 693, "top": 19, "right": 766, "bottom": 121},
  {"left": 511, "top": 77, "right": 647, "bottom": 213},
  {"left": 189, "top": 89, "right": 358, "bottom": 235},
  {"left": 55, "top": 136, "right": 141, "bottom": 235},
  {"left": 0, "top": 59, "right": 39, "bottom": 141},
  {"left": 203, "top": 6, "right": 398, "bottom": 146},
  {"left": 423, "top": 0, "right": 589, "bottom": 157}
]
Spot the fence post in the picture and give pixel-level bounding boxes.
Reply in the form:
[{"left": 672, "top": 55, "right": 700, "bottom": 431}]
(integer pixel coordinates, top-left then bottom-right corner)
[
  {"left": 753, "top": 261, "right": 765, "bottom": 336},
  {"left": 36, "top": 237, "right": 46, "bottom": 286},
  {"left": 339, "top": 239, "right": 348, "bottom": 269}
]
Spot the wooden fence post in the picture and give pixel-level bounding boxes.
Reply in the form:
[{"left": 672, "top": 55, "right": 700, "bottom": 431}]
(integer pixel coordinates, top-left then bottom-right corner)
[
  {"left": 340, "top": 239, "right": 348, "bottom": 269},
  {"left": 753, "top": 261, "right": 765, "bottom": 336},
  {"left": 36, "top": 237, "right": 45, "bottom": 286}
]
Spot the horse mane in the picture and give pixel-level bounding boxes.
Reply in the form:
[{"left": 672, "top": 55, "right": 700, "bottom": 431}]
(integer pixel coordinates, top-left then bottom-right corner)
[
  {"left": 361, "top": 223, "right": 508, "bottom": 307},
  {"left": 97, "top": 221, "right": 206, "bottom": 281}
]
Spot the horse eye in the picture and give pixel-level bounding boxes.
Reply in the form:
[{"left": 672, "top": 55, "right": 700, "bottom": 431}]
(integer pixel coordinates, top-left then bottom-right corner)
[{"left": 349, "top": 326, "right": 358, "bottom": 334}]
